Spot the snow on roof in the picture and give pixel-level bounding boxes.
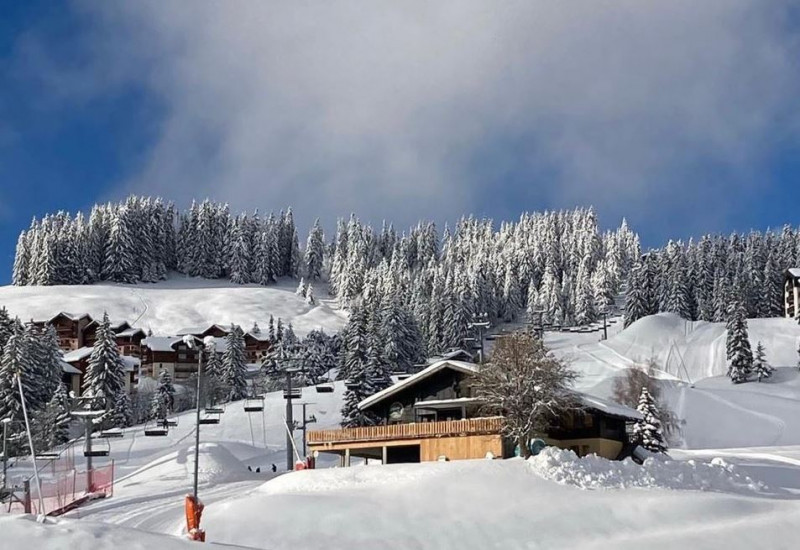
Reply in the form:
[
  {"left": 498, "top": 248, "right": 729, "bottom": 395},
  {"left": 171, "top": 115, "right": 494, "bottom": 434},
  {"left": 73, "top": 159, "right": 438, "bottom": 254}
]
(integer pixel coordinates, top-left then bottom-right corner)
[
  {"left": 142, "top": 336, "right": 182, "bottom": 352},
  {"left": 788, "top": 268, "right": 800, "bottom": 279},
  {"left": 176, "top": 324, "right": 231, "bottom": 336},
  {"left": 60, "top": 360, "right": 81, "bottom": 375},
  {"left": 62, "top": 347, "right": 93, "bottom": 362},
  {"left": 358, "top": 360, "right": 480, "bottom": 411},
  {"left": 578, "top": 393, "right": 643, "bottom": 421},
  {"left": 426, "top": 349, "right": 474, "bottom": 364},
  {"left": 33, "top": 311, "right": 93, "bottom": 324},
  {"left": 116, "top": 327, "right": 145, "bottom": 338},
  {"left": 245, "top": 331, "right": 271, "bottom": 342},
  {"left": 120, "top": 356, "right": 140, "bottom": 371}
]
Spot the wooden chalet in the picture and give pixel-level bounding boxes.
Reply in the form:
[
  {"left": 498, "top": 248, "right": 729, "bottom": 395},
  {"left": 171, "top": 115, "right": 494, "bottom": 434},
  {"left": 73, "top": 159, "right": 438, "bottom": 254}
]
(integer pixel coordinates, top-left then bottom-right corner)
[
  {"left": 31, "top": 312, "right": 94, "bottom": 351},
  {"left": 141, "top": 335, "right": 202, "bottom": 382},
  {"left": 308, "top": 359, "right": 642, "bottom": 466},
  {"left": 177, "top": 324, "right": 273, "bottom": 364},
  {"left": 84, "top": 319, "right": 146, "bottom": 358}
]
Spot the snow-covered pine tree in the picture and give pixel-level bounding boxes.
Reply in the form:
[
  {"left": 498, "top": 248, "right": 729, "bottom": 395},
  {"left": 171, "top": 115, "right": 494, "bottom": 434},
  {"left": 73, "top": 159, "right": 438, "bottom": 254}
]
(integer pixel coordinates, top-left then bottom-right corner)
[
  {"left": 222, "top": 325, "right": 248, "bottom": 401},
  {"left": 83, "top": 312, "right": 126, "bottom": 417},
  {"left": 110, "top": 389, "right": 134, "bottom": 428},
  {"left": 633, "top": 387, "right": 667, "bottom": 453},
  {"left": 305, "top": 284, "right": 315, "bottom": 305},
  {"left": 305, "top": 218, "right": 325, "bottom": 281},
  {"left": 726, "top": 301, "right": 753, "bottom": 384},
  {"left": 11, "top": 231, "right": 30, "bottom": 286},
  {"left": 150, "top": 368, "right": 176, "bottom": 419},
  {"left": 752, "top": 341, "right": 773, "bottom": 382},
  {"left": 624, "top": 263, "right": 648, "bottom": 328},
  {"left": 228, "top": 219, "right": 251, "bottom": 285},
  {"left": 102, "top": 208, "right": 137, "bottom": 283},
  {"left": 47, "top": 383, "right": 72, "bottom": 447},
  {"left": 268, "top": 315, "right": 276, "bottom": 344},
  {"left": 296, "top": 277, "right": 306, "bottom": 296}
]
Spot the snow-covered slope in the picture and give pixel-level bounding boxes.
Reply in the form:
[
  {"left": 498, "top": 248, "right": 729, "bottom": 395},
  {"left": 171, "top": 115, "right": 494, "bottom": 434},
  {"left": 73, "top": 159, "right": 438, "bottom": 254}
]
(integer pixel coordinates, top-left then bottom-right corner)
[
  {"left": 0, "top": 275, "right": 347, "bottom": 336},
  {"left": 203, "top": 451, "right": 800, "bottom": 550},
  {"left": 546, "top": 313, "right": 800, "bottom": 449}
]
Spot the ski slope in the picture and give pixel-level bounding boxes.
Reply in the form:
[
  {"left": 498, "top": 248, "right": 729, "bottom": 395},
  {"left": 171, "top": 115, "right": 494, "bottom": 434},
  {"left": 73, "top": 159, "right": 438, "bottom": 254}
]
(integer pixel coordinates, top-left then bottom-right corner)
[
  {"left": 0, "top": 275, "right": 347, "bottom": 337},
  {"left": 545, "top": 313, "right": 800, "bottom": 449}
]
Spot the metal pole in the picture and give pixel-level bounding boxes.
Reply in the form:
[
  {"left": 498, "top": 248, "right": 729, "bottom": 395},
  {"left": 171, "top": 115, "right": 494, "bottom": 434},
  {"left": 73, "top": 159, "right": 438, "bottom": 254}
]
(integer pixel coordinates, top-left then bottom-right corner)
[
  {"left": 602, "top": 311, "right": 608, "bottom": 341},
  {"left": 301, "top": 403, "right": 307, "bottom": 458},
  {"left": 15, "top": 372, "right": 44, "bottom": 516},
  {"left": 193, "top": 349, "right": 203, "bottom": 501},
  {"left": 85, "top": 420, "right": 93, "bottom": 492},
  {"left": 2, "top": 420, "right": 8, "bottom": 491},
  {"left": 285, "top": 369, "right": 293, "bottom": 471}
]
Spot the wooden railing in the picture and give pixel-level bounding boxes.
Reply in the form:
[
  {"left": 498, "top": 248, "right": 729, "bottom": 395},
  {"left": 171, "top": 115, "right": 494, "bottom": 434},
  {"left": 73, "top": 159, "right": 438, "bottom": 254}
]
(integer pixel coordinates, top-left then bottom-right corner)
[{"left": 308, "top": 417, "right": 504, "bottom": 445}]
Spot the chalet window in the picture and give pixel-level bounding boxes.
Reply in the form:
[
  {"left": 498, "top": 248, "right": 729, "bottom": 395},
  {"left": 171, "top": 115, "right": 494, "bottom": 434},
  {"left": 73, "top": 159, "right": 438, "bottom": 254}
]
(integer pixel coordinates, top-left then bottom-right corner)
[
  {"left": 584, "top": 413, "right": 594, "bottom": 428},
  {"left": 178, "top": 353, "right": 187, "bottom": 361}
]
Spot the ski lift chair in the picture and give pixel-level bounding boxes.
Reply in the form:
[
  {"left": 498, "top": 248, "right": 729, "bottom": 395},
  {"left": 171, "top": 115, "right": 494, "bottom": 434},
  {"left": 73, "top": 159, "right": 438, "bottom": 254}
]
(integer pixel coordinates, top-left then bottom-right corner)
[
  {"left": 244, "top": 395, "right": 265, "bottom": 412},
  {"left": 98, "top": 428, "right": 124, "bottom": 439},
  {"left": 34, "top": 451, "right": 60, "bottom": 462},
  {"left": 205, "top": 406, "right": 224, "bottom": 415},
  {"left": 84, "top": 438, "right": 110, "bottom": 458},
  {"left": 344, "top": 381, "right": 360, "bottom": 391},
  {"left": 144, "top": 417, "right": 170, "bottom": 437},
  {"left": 282, "top": 388, "right": 301, "bottom": 400},
  {"left": 315, "top": 380, "right": 334, "bottom": 393}
]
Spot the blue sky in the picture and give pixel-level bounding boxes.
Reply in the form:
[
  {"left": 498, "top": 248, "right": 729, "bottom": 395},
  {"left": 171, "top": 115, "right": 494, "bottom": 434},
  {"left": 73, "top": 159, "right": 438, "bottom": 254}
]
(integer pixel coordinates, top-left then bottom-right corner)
[{"left": 2, "top": 1, "right": 800, "bottom": 285}]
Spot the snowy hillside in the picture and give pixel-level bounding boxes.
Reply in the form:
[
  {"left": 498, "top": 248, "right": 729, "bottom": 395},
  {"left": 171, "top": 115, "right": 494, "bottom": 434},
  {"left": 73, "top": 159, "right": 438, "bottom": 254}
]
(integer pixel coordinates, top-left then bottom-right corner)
[
  {"left": 0, "top": 275, "right": 347, "bottom": 336},
  {"left": 545, "top": 313, "right": 800, "bottom": 449}
]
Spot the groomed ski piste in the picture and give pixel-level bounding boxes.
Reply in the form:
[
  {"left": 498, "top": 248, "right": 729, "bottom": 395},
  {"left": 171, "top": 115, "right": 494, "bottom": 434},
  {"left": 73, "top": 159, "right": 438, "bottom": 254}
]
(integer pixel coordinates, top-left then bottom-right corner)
[{"left": 4, "top": 277, "right": 800, "bottom": 548}]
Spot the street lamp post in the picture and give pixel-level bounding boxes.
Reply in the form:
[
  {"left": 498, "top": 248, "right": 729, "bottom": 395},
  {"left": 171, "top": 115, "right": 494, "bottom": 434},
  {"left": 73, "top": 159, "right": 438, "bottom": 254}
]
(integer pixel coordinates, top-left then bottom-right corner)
[{"left": 1, "top": 418, "right": 11, "bottom": 492}]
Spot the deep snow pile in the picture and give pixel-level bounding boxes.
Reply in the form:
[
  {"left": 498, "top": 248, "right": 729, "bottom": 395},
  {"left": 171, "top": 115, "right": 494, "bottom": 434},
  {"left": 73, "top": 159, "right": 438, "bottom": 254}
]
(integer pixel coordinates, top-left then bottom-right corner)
[
  {"left": 0, "top": 515, "right": 227, "bottom": 549},
  {"left": 528, "top": 447, "right": 768, "bottom": 494},
  {"left": 203, "top": 456, "right": 800, "bottom": 550},
  {"left": 0, "top": 275, "right": 347, "bottom": 336}
]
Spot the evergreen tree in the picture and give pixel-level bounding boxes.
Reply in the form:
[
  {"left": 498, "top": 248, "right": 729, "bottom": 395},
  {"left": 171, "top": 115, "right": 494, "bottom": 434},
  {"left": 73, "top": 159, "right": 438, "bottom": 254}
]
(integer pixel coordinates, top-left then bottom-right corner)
[
  {"left": 305, "top": 218, "right": 325, "bottom": 281},
  {"left": 752, "top": 341, "right": 773, "bottom": 382},
  {"left": 228, "top": 220, "right": 251, "bottom": 285},
  {"left": 726, "top": 301, "right": 753, "bottom": 384},
  {"left": 222, "top": 325, "right": 248, "bottom": 401},
  {"left": 624, "top": 263, "right": 648, "bottom": 328},
  {"left": 305, "top": 284, "right": 316, "bottom": 305},
  {"left": 633, "top": 387, "right": 667, "bottom": 453},
  {"left": 83, "top": 313, "right": 126, "bottom": 418},
  {"left": 110, "top": 389, "right": 134, "bottom": 428},
  {"left": 48, "top": 383, "right": 72, "bottom": 447},
  {"left": 150, "top": 369, "right": 176, "bottom": 419}
]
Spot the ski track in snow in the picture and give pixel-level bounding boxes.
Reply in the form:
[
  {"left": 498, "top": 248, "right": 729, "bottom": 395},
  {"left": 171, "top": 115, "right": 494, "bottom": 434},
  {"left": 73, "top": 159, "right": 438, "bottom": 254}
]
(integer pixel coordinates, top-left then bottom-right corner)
[{"left": 692, "top": 387, "right": 786, "bottom": 446}]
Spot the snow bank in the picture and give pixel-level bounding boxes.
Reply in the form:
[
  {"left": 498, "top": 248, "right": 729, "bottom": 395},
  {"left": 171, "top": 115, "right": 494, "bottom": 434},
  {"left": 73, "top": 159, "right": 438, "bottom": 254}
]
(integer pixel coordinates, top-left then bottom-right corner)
[
  {"left": 260, "top": 461, "right": 446, "bottom": 495},
  {"left": 528, "top": 447, "right": 768, "bottom": 494},
  {"left": 0, "top": 515, "right": 216, "bottom": 549}
]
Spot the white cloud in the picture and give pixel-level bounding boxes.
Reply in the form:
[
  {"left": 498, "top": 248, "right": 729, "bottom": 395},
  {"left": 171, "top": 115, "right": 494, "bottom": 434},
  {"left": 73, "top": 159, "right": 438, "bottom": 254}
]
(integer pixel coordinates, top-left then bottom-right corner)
[{"left": 65, "top": 0, "right": 800, "bottom": 231}]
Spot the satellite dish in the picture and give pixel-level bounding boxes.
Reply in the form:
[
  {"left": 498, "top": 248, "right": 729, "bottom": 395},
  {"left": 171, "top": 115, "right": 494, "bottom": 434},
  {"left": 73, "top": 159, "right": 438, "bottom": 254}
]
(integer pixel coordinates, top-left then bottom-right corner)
[
  {"left": 312, "top": 450, "right": 319, "bottom": 458},
  {"left": 388, "top": 402, "right": 404, "bottom": 422}
]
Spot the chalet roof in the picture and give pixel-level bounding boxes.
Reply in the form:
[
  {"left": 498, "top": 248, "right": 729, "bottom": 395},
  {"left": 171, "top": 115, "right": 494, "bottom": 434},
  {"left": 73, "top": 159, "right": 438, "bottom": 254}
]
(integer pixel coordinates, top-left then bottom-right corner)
[
  {"left": 142, "top": 336, "right": 183, "bottom": 352},
  {"left": 577, "top": 394, "right": 643, "bottom": 421},
  {"left": 244, "top": 331, "right": 271, "bottom": 342},
  {"left": 33, "top": 312, "right": 93, "bottom": 324},
  {"left": 143, "top": 335, "right": 227, "bottom": 353},
  {"left": 62, "top": 347, "right": 93, "bottom": 363},
  {"left": 60, "top": 360, "right": 81, "bottom": 375},
  {"left": 358, "top": 360, "right": 480, "bottom": 411},
  {"left": 176, "top": 324, "right": 231, "bottom": 336},
  {"left": 426, "top": 349, "right": 474, "bottom": 365},
  {"left": 116, "top": 327, "right": 146, "bottom": 339},
  {"left": 787, "top": 268, "right": 800, "bottom": 279}
]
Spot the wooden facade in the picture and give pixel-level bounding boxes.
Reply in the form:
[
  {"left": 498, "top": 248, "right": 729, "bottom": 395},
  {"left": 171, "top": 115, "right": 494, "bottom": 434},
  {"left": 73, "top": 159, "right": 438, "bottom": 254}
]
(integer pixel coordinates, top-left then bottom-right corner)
[
  {"left": 33, "top": 313, "right": 94, "bottom": 351},
  {"left": 308, "top": 360, "right": 640, "bottom": 465}
]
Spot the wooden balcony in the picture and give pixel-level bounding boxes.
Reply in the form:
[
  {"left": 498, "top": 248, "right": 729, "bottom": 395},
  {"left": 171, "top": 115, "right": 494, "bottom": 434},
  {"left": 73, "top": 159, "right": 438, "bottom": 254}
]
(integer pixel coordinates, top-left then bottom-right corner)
[{"left": 308, "top": 416, "right": 504, "bottom": 446}]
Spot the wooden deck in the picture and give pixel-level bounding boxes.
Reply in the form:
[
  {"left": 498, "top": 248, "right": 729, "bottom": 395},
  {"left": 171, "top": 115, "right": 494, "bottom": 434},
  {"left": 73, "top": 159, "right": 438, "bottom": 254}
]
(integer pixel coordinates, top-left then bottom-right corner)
[{"left": 307, "top": 416, "right": 504, "bottom": 446}]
